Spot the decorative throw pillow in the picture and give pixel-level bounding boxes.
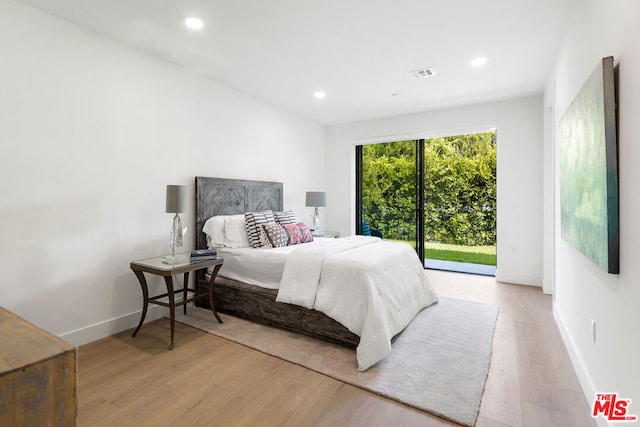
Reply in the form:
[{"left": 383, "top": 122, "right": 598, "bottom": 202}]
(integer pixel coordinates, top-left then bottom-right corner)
[
  {"left": 282, "top": 223, "right": 303, "bottom": 245},
  {"left": 274, "top": 210, "right": 298, "bottom": 225},
  {"left": 245, "top": 210, "right": 276, "bottom": 248},
  {"left": 297, "top": 222, "right": 314, "bottom": 243},
  {"left": 259, "top": 223, "right": 289, "bottom": 248}
]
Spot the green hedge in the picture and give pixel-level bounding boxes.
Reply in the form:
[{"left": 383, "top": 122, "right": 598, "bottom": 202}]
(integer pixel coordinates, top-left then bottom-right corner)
[{"left": 362, "top": 133, "right": 496, "bottom": 246}]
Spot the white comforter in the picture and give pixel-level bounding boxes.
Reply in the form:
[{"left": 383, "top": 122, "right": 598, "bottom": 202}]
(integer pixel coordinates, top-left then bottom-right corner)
[{"left": 276, "top": 236, "right": 438, "bottom": 370}]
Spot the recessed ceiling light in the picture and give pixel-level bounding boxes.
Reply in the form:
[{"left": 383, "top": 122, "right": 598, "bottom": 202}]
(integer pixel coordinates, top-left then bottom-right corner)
[
  {"left": 313, "top": 91, "right": 326, "bottom": 99},
  {"left": 470, "top": 57, "right": 488, "bottom": 67},
  {"left": 185, "top": 17, "right": 204, "bottom": 30}
]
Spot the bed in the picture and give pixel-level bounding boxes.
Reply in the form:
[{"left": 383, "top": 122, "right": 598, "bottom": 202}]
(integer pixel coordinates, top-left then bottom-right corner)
[{"left": 194, "top": 176, "right": 438, "bottom": 370}]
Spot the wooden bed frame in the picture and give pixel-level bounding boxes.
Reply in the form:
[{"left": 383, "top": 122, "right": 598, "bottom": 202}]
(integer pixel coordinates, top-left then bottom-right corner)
[{"left": 194, "top": 176, "right": 359, "bottom": 349}]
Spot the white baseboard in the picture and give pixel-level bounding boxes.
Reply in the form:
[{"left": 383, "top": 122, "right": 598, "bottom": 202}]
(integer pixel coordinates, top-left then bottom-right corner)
[
  {"left": 495, "top": 270, "right": 542, "bottom": 287},
  {"left": 553, "top": 305, "right": 611, "bottom": 427},
  {"left": 59, "top": 306, "right": 168, "bottom": 347}
]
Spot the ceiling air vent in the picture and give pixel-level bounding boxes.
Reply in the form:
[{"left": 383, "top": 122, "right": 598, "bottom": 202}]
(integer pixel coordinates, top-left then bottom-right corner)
[{"left": 410, "top": 68, "right": 435, "bottom": 78}]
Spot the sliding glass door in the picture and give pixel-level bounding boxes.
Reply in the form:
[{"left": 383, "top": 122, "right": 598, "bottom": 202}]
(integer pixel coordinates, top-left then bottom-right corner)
[
  {"left": 356, "top": 140, "right": 423, "bottom": 256},
  {"left": 356, "top": 132, "right": 497, "bottom": 273},
  {"left": 422, "top": 133, "right": 497, "bottom": 271}
]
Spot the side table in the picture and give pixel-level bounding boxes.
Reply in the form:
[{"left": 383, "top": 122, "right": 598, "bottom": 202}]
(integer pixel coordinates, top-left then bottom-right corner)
[
  {"left": 312, "top": 230, "right": 340, "bottom": 238},
  {"left": 130, "top": 255, "right": 224, "bottom": 349}
]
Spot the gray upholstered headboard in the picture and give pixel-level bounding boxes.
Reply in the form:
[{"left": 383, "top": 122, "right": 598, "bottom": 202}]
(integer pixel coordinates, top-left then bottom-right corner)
[{"left": 195, "top": 177, "right": 283, "bottom": 249}]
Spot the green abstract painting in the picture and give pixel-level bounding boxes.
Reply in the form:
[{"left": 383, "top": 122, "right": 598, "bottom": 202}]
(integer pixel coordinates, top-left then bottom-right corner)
[{"left": 559, "top": 56, "right": 619, "bottom": 274}]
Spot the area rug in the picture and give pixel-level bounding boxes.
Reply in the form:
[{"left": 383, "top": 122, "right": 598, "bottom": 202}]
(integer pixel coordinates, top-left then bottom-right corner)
[{"left": 175, "top": 297, "right": 498, "bottom": 426}]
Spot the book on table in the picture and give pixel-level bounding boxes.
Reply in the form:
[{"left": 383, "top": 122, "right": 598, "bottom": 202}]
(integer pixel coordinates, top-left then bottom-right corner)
[
  {"left": 190, "top": 249, "right": 217, "bottom": 262},
  {"left": 191, "top": 249, "right": 217, "bottom": 257},
  {"left": 190, "top": 255, "right": 217, "bottom": 262}
]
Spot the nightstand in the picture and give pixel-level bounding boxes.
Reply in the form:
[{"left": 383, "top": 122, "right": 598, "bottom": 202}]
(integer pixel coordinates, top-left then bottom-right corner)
[
  {"left": 312, "top": 230, "right": 340, "bottom": 238},
  {"left": 130, "top": 254, "right": 224, "bottom": 349}
]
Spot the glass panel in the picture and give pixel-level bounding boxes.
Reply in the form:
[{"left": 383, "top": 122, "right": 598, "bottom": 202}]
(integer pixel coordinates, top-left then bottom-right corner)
[
  {"left": 423, "top": 132, "right": 497, "bottom": 270},
  {"left": 361, "top": 140, "right": 418, "bottom": 249}
]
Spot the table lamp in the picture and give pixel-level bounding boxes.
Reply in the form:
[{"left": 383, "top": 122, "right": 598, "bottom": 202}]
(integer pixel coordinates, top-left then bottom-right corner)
[
  {"left": 165, "top": 185, "right": 187, "bottom": 265},
  {"left": 305, "top": 191, "right": 326, "bottom": 230}
]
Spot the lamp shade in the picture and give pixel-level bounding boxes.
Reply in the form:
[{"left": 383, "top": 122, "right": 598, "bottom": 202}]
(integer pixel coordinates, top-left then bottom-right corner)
[
  {"left": 166, "top": 185, "right": 188, "bottom": 214},
  {"left": 305, "top": 191, "right": 326, "bottom": 207}
]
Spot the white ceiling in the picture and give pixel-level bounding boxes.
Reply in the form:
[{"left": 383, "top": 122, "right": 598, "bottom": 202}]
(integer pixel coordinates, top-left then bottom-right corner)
[{"left": 17, "top": 0, "right": 575, "bottom": 125}]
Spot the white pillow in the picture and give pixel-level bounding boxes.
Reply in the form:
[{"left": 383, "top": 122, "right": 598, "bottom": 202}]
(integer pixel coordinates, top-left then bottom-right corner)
[
  {"left": 202, "top": 216, "right": 226, "bottom": 247},
  {"left": 202, "top": 215, "right": 252, "bottom": 248},
  {"left": 223, "top": 215, "right": 251, "bottom": 248}
]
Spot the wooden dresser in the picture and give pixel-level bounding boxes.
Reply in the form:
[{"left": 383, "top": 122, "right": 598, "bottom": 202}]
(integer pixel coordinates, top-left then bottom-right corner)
[{"left": 0, "top": 307, "right": 77, "bottom": 426}]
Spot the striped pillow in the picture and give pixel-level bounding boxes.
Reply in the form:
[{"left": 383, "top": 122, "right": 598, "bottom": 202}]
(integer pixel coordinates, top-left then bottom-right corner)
[
  {"left": 274, "top": 210, "right": 298, "bottom": 225},
  {"left": 244, "top": 210, "right": 276, "bottom": 248}
]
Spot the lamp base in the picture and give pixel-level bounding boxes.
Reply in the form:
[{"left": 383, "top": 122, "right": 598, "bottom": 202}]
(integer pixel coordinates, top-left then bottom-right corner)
[
  {"left": 164, "top": 213, "right": 188, "bottom": 265},
  {"left": 311, "top": 206, "right": 321, "bottom": 231},
  {"left": 161, "top": 254, "right": 189, "bottom": 265}
]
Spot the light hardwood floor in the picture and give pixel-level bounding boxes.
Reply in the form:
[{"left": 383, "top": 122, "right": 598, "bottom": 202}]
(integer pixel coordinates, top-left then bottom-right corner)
[{"left": 78, "top": 270, "right": 596, "bottom": 426}]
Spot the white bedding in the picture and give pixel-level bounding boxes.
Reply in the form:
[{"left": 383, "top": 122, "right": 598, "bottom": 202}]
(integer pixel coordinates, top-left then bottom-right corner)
[
  {"left": 276, "top": 236, "right": 438, "bottom": 371},
  {"left": 213, "top": 238, "right": 335, "bottom": 289}
]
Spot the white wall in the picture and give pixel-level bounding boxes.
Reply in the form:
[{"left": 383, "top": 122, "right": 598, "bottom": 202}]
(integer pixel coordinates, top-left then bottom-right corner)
[
  {"left": 325, "top": 96, "right": 543, "bottom": 286},
  {"left": 0, "top": 1, "right": 324, "bottom": 345},
  {"left": 547, "top": 0, "right": 640, "bottom": 419}
]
